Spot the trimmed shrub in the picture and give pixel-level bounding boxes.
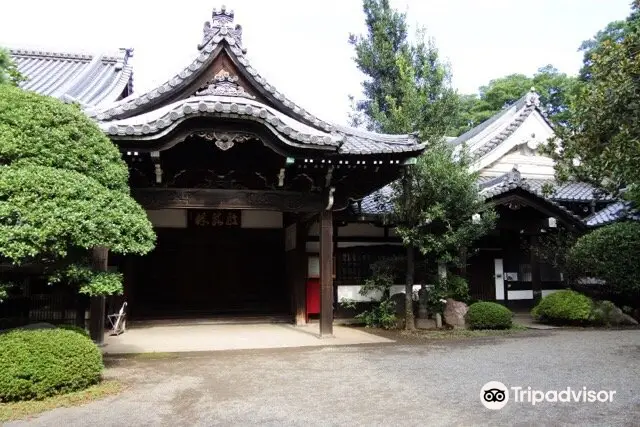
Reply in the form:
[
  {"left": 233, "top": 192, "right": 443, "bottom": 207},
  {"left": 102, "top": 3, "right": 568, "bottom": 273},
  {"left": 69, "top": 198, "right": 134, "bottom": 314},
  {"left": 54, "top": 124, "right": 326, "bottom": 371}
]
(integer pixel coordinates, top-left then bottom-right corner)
[
  {"left": 466, "top": 302, "right": 513, "bottom": 330},
  {"left": 57, "top": 324, "right": 90, "bottom": 338},
  {"left": 531, "top": 290, "right": 592, "bottom": 325},
  {"left": 566, "top": 222, "right": 640, "bottom": 304},
  {"left": 0, "top": 328, "right": 103, "bottom": 402}
]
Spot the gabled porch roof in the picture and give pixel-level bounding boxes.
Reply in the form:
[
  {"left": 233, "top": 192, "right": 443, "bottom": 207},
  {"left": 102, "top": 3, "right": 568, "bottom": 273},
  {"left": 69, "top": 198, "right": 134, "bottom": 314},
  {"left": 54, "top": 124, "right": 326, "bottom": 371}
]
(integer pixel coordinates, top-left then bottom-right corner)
[{"left": 88, "top": 6, "right": 424, "bottom": 157}]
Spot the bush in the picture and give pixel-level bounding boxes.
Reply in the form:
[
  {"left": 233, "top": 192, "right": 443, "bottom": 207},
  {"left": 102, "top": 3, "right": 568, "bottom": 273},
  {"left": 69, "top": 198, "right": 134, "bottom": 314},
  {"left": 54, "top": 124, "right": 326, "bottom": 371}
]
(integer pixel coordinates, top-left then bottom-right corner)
[
  {"left": 0, "top": 329, "right": 103, "bottom": 402},
  {"left": 425, "top": 274, "right": 470, "bottom": 313},
  {"left": 466, "top": 302, "right": 513, "bottom": 330},
  {"left": 531, "top": 290, "right": 592, "bottom": 325},
  {"left": 57, "top": 324, "right": 90, "bottom": 338},
  {"left": 566, "top": 222, "right": 640, "bottom": 303},
  {"left": 352, "top": 298, "right": 398, "bottom": 329}
]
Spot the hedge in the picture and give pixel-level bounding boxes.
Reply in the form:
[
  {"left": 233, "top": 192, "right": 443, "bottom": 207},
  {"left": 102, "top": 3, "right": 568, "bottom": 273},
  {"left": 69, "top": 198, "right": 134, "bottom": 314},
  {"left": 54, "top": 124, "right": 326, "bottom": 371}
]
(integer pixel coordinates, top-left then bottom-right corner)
[
  {"left": 466, "top": 302, "right": 513, "bottom": 329},
  {"left": 0, "top": 328, "right": 103, "bottom": 402},
  {"left": 531, "top": 290, "right": 592, "bottom": 325}
]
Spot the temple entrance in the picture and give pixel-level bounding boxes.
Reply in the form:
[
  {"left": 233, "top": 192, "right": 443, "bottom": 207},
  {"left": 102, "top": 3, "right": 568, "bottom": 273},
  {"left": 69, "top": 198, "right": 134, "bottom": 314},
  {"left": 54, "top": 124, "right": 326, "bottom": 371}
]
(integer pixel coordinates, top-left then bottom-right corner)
[{"left": 130, "top": 226, "right": 288, "bottom": 318}]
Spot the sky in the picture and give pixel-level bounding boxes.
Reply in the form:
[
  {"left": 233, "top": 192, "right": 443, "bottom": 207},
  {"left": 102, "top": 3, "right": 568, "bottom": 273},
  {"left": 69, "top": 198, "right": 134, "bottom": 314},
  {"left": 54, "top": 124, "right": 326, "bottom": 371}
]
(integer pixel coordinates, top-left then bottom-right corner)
[{"left": 0, "top": 0, "right": 633, "bottom": 125}]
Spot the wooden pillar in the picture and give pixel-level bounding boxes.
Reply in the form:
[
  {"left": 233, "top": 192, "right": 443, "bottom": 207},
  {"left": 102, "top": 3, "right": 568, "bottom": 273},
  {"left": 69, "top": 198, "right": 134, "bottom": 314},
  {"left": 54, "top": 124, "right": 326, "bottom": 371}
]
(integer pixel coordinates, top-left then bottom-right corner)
[
  {"left": 333, "top": 222, "right": 339, "bottom": 309},
  {"left": 293, "top": 219, "right": 309, "bottom": 326},
  {"left": 319, "top": 209, "right": 334, "bottom": 337},
  {"left": 530, "top": 235, "right": 542, "bottom": 304},
  {"left": 89, "top": 246, "right": 108, "bottom": 345}
]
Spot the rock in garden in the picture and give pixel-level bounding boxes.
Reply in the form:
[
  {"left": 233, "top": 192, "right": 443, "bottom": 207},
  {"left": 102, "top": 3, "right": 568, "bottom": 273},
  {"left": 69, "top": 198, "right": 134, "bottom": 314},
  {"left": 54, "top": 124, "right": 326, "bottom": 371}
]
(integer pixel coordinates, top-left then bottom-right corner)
[
  {"left": 591, "top": 301, "right": 639, "bottom": 326},
  {"left": 444, "top": 299, "right": 468, "bottom": 328}
]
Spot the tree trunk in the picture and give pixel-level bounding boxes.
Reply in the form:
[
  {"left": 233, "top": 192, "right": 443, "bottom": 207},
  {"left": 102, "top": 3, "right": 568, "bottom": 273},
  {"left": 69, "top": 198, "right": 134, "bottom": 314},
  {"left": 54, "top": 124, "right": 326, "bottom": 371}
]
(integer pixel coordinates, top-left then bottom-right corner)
[
  {"left": 89, "top": 246, "right": 108, "bottom": 345},
  {"left": 405, "top": 245, "right": 415, "bottom": 330}
]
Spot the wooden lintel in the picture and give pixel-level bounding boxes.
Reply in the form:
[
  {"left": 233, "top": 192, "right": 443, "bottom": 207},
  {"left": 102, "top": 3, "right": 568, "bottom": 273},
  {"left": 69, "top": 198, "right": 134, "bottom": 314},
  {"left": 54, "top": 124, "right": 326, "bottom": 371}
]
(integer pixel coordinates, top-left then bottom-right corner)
[
  {"left": 132, "top": 188, "right": 324, "bottom": 212},
  {"left": 307, "top": 235, "right": 402, "bottom": 243}
]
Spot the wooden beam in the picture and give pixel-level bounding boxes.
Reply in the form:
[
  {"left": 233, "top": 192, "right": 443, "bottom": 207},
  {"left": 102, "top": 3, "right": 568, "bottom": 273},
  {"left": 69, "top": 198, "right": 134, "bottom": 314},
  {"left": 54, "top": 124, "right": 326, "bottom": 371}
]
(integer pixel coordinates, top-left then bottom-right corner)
[
  {"left": 319, "top": 209, "right": 334, "bottom": 337},
  {"left": 132, "top": 188, "right": 324, "bottom": 212},
  {"left": 306, "top": 235, "right": 402, "bottom": 243}
]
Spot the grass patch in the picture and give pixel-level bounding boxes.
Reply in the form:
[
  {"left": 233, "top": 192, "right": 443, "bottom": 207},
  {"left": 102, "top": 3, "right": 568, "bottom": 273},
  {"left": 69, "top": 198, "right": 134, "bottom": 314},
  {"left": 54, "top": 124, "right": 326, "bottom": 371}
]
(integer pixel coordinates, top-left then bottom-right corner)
[
  {"left": 399, "top": 325, "right": 528, "bottom": 340},
  {"left": 0, "top": 380, "right": 123, "bottom": 422}
]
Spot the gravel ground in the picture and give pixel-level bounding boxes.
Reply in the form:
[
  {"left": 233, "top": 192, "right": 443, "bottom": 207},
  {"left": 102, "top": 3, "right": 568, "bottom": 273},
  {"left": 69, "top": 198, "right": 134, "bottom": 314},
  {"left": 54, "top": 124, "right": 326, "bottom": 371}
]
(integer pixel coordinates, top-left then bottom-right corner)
[{"left": 7, "top": 329, "right": 640, "bottom": 427}]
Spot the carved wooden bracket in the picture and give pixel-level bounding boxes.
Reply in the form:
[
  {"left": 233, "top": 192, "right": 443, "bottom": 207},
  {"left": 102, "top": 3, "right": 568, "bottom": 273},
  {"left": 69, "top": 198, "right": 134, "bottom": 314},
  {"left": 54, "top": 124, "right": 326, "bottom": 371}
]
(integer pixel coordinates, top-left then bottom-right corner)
[{"left": 195, "top": 131, "right": 254, "bottom": 151}]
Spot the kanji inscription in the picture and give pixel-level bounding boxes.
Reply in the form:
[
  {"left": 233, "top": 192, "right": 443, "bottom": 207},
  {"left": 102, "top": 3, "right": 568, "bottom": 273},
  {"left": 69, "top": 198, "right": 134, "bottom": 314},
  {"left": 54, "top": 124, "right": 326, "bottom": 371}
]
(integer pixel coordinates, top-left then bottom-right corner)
[{"left": 188, "top": 210, "right": 241, "bottom": 228}]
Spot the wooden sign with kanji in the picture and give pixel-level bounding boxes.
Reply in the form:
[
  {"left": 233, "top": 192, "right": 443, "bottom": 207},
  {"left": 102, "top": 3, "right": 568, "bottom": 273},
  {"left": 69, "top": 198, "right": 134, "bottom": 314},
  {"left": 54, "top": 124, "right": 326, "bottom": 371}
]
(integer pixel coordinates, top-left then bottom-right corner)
[{"left": 188, "top": 210, "right": 241, "bottom": 228}]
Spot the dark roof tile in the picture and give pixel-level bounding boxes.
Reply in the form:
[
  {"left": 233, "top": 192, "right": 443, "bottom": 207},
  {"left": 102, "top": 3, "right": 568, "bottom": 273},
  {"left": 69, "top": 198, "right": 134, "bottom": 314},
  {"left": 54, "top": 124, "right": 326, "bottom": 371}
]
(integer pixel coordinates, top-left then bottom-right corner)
[{"left": 10, "top": 48, "right": 133, "bottom": 107}]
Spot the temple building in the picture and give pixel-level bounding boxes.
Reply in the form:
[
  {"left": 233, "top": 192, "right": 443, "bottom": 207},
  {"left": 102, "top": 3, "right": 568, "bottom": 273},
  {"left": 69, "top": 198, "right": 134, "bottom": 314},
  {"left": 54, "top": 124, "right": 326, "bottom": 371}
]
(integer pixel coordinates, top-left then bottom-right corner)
[
  {"left": 4, "top": 6, "right": 425, "bottom": 335},
  {"left": 2, "top": 6, "right": 636, "bottom": 331},
  {"left": 345, "top": 89, "right": 631, "bottom": 309}
]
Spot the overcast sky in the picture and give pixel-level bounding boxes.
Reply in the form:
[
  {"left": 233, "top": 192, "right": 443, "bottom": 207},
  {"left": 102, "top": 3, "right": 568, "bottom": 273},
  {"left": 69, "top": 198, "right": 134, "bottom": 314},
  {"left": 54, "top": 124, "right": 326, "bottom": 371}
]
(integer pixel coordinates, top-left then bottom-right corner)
[{"left": 0, "top": 1, "right": 633, "bottom": 125}]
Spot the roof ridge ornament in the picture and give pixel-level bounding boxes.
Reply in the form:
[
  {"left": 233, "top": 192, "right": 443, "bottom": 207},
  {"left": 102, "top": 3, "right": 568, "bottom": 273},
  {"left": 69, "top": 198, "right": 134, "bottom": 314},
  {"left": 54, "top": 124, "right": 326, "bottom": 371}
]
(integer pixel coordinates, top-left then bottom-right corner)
[
  {"left": 195, "top": 70, "right": 255, "bottom": 98},
  {"left": 525, "top": 87, "right": 540, "bottom": 108},
  {"left": 199, "top": 5, "right": 243, "bottom": 50}
]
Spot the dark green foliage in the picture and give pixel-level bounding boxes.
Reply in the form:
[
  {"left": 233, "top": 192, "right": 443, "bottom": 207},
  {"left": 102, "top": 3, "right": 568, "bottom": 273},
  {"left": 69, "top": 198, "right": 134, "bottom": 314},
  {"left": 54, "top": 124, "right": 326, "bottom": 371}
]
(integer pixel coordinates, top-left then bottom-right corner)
[
  {"left": 0, "top": 48, "right": 24, "bottom": 86},
  {"left": 0, "top": 329, "right": 103, "bottom": 402},
  {"left": 49, "top": 263, "right": 124, "bottom": 296},
  {"left": 390, "top": 143, "right": 496, "bottom": 262},
  {"left": 425, "top": 274, "right": 470, "bottom": 313},
  {"left": 0, "top": 86, "right": 155, "bottom": 290},
  {"left": 547, "top": 4, "right": 640, "bottom": 205},
  {"left": 0, "top": 85, "right": 128, "bottom": 192},
  {"left": 0, "top": 165, "right": 155, "bottom": 263},
  {"left": 452, "top": 66, "right": 577, "bottom": 135},
  {"left": 350, "top": 0, "right": 494, "bottom": 330},
  {"left": 531, "top": 227, "right": 578, "bottom": 271},
  {"left": 466, "top": 302, "right": 513, "bottom": 330},
  {"left": 531, "top": 290, "right": 593, "bottom": 325},
  {"left": 566, "top": 222, "right": 640, "bottom": 301},
  {"left": 56, "top": 324, "right": 90, "bottom": 338},
  {"left": 349, "top": 0, "right": 458, "bottom": 140},
  {"left": 355, "top": 299, "right": 398, "bottom": 330}
]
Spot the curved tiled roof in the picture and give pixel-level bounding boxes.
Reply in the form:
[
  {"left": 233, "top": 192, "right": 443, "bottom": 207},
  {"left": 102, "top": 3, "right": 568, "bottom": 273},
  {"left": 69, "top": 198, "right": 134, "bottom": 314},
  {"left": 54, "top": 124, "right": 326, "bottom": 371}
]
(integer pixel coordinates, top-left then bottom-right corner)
[
  {"left": 10, "top": 48, "right": 133, "bottom": 107},
  {"left": 102, "top": 95, "right": 339, "bottom": 150},
  {"left": 449, "top": 89, "right": 555, "bottom": 165},
  {"left": 585, "top": 201, "right": 640, "bottom": 227},
  {"left": 478, "top": 168, "right": 586, "bottom": 225},
  {"left": 89, "top": 6, "right": 422, "bottom": 156},
  {"left": 356, "top": 168, "right": 588, "bottom": 229}
]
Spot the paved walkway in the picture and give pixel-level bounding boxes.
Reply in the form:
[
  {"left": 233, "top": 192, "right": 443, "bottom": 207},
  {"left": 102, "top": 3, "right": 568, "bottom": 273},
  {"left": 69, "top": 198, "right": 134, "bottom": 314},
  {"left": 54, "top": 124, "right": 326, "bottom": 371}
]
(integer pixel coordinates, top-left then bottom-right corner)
[
  {"left": 11, "top": 329, "right": 640, "bottom": 426},
  {"left": 512, "top": 313, "right": 559, "bottom": 330},
  {"left": 103, "top": 323, "right": 393, "bottom": 354}
]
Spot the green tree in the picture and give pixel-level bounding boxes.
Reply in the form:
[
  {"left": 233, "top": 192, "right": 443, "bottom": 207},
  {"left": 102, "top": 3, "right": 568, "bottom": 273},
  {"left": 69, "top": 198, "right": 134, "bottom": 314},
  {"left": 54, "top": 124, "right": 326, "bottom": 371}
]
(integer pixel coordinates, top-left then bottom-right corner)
[
  {"left": 452, "top": 67, "right": 577, "bottom": 136},
  {"left": 0, "top": 85, "right": 155, "bottom": 299},
  {"left": 566, "top": 222, "right": 640, "bottom": 306},
  {"left": 349, "top": 0, "right": 459, "bottom": 141},
  {"left": 351, "top": 0, "right": 492, "bottom": 330},
  {"left": 547, "top": 3, "right": 640, "bottom": 206},
  {"left": 371, "top": 143, "right": 495, "bottom": 329},
  {"left": 0, "top": 48, "right": 24, "bottom": 86}
]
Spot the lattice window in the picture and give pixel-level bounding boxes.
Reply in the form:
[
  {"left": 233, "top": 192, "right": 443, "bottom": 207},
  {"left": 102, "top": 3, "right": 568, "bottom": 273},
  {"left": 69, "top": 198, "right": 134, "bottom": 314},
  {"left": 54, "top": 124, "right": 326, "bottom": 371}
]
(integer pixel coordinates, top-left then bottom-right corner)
[{"left": 335, "top": 245, "right": 403, "bottom": 284}]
